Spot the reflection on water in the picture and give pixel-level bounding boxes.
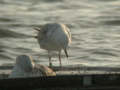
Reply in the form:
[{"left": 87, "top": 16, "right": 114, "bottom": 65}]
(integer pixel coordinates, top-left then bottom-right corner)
[{"left": 0, "top": 0, "right": 120, "bottom": 67}]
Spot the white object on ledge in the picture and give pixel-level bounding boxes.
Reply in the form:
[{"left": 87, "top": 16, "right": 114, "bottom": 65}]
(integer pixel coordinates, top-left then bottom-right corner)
[{"left": 9, "top": 55, "right": 56, "bottom": 78}]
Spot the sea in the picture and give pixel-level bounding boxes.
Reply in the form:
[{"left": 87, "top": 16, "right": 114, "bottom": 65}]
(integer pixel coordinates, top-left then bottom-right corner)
[{"left": 0, "top": 0, "right": 120, "bottom": 68}]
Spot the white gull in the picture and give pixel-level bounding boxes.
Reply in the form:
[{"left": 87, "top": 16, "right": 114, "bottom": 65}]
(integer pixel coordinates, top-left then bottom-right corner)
[{"left": 34, "top": 23, "right": 71, "bottom": 67}]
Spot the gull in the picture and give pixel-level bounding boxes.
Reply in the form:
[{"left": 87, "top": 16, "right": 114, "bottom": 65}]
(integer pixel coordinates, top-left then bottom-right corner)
[
  {"left": 9, "top": 55, "right": 56, "bottom": 78},
  {"left": 34, "top": 23, "right": 71, "bottom": 67}
]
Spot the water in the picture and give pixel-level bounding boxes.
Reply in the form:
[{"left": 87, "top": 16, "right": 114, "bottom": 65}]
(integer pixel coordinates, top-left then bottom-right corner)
[{"left": 0, "top": 0, "right": 120, "bottom": 67}]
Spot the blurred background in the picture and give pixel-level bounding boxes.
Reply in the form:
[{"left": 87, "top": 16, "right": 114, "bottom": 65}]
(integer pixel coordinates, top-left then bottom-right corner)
[{"left": 0, "top": 0, "right": 120, "bottom": 67}]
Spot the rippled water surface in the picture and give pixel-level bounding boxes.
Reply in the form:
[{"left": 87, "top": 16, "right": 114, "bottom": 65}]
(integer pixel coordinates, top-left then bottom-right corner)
[{"left": 0, "top": 0, "right": 120, "bottom": 67}]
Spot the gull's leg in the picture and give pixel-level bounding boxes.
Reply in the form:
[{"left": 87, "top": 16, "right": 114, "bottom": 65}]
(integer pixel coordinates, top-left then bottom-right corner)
[
  {"left": 49, "top": 56, "right": 52, "bottom": 67},
  {"left": 58, "top": 51, "right": 62, "bottom": 67},
  {"left": 48, "top": 51, "right": 52, "bottom": 67}
]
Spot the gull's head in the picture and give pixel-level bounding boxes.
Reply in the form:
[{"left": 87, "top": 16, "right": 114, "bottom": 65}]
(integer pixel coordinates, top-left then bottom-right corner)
[{"left": 16, "top": 55, "right": 35, "bottom": 72}]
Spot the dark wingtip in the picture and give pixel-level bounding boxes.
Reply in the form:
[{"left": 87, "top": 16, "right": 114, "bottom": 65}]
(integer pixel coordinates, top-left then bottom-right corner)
[
  {"left": 34, "top": 36, "right": 38, "bottom": 38},
  {"left": 64, "top": 49, "right": 68, "bottom": 58}
]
